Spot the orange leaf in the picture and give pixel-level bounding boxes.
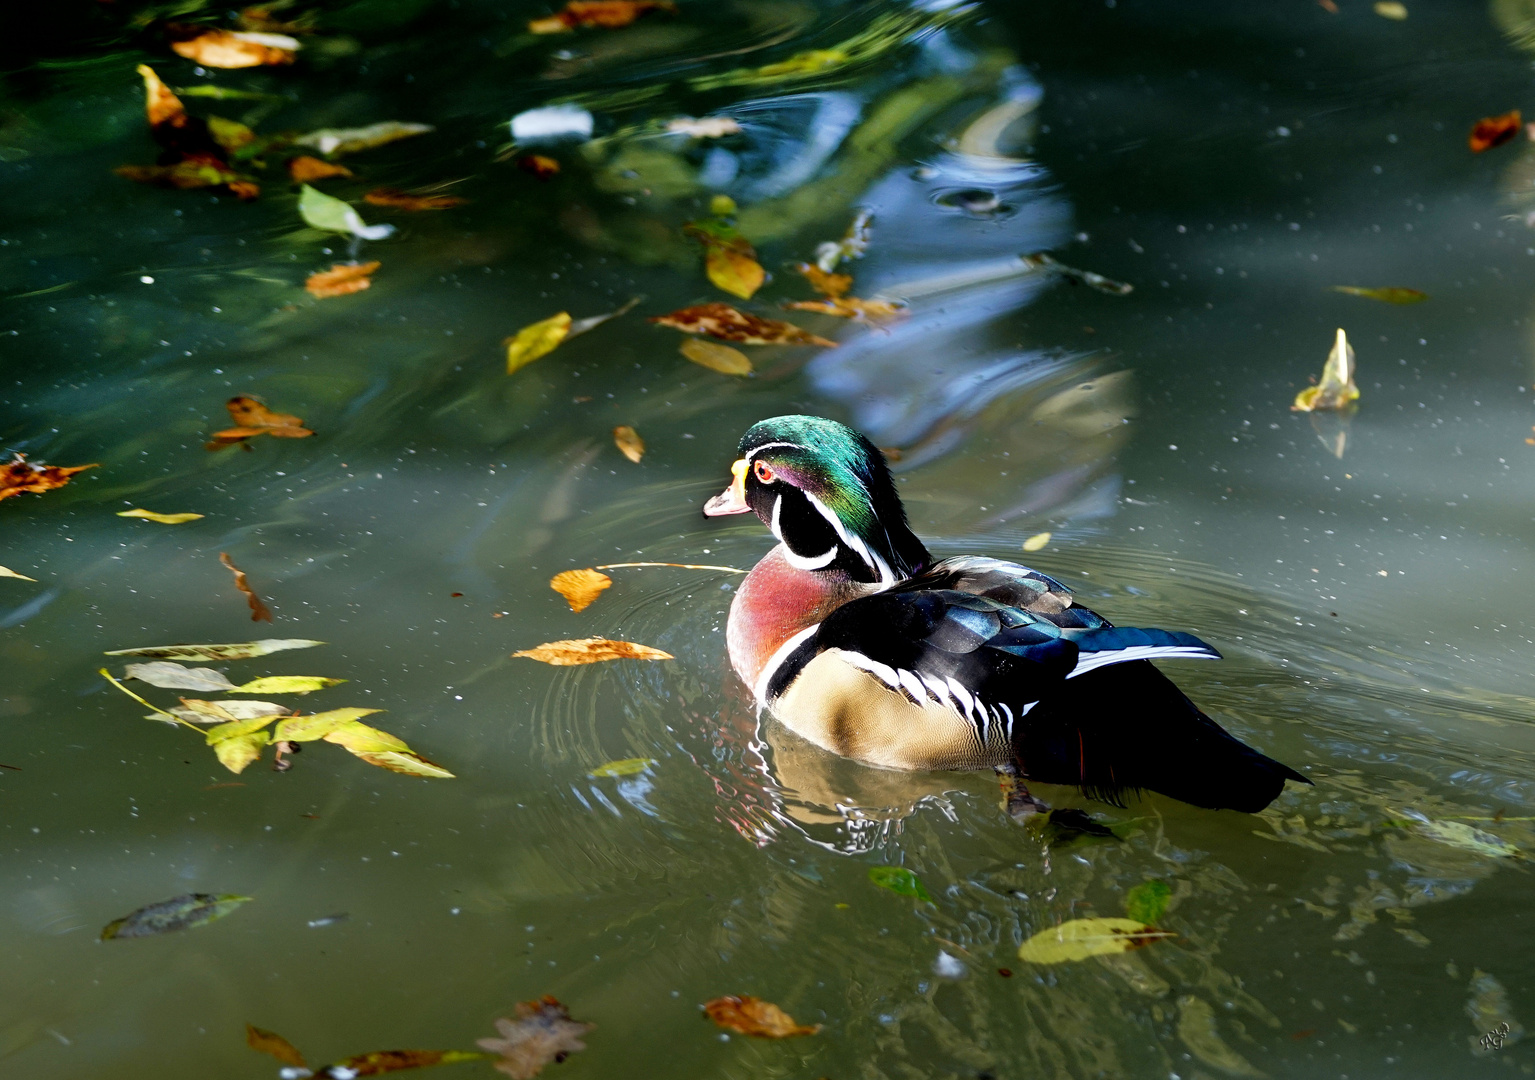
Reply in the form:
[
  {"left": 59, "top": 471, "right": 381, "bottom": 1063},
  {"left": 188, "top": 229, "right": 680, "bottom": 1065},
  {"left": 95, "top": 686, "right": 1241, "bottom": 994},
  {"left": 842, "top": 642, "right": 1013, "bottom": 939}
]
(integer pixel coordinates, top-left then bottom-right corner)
[
  {"left": 550, "top": 569, "right": 612, "bottom": 612},
  {"left": 288, "top": 156, "right": 353, "bottom": 182},
  {"left": 477, "top": 997, "right": 594, "bottom": 1080},
  {"left": 612, "top": 425, "right": 644, "bottom": 463},
  {"left": 169, "top": 29, "right": 297, "bottom": 69},
  {"left": 305, "top": 261, "right": 380, "bottom": 299},
  {"left": 0, "top": 454, "right": 97, "bottom": 503},
  {"left": 517, "top": 154, "right": 561, "bottom": 179},
  {"left": 649, "top": 302, "right": 835, "bottom": 347},
  {"left": 245, "top": 1025, "right": 306, "bottom": 1068},
  {"left": 512, "top": 638, "right": 673, "bottom": 665},
  {"left": 116, "top": 157, "right": 257, "bottom": 197},
  {"left": 362, "top": 187, "right": 466, "bottom": 210},
  {"left": 528, "top": 0, "right": 677, "bottom": 33},
  {"left": 783, "top": 296, "right": 905, "bottom": 324},
  {"left": 135, "top": 64, "right": 186, "bottom": 130},
  {"left": 795, "top": 262, "right": 851, "bottom": 298},
  {"left": 219, "top": 552, "right": 273, "bottom": 623},
  {"left": 703, "top": 996, "right": 821, "bottom": 1038},
  {"left": 1470, "top": 110, "right": 1521, "bottom": 152},
  {"left": 207, "top": 395, "right": 313, "bottom": 450}
]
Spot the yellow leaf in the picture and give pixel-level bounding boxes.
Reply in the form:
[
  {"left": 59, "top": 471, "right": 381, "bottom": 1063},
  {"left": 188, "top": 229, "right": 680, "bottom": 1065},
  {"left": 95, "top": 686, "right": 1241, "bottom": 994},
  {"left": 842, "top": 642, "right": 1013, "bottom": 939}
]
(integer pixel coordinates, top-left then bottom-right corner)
[
  {"left": 613, "top": 425, "right": 644, "bottom": 463},
  {"left": 783, "top": 296, "right": 905, "bottom": 323},
  {"left": 513, "top": 638, "right": 674, "bottom": 665},
  {"left": 1330, "top": 285, "right": 1426, "bottom": 304},
  {"left": 1374, "top": 1, "right": 1408, "bottom": 19},
  {"left": 794, "top": 262, "right": 852, "bottom": 298},
  {"left": 212, "top": 730, "right": 270, "bottom": 774},
  {"left": 117, "top": 509, "right": 204, "bottom": 524},
  {"left": 588, "top": 757, "right": 654, "bottom": 777},
  {"left": 680, "top": 338, "right": 753, "bottom": 376},
  {"left": 273, "top": 709, "right": 384, "bottom": 743},
  {"left": 1022, "top": 532, "right": 1051, "bottom": 552},
  {"left": 205, "top": 714, "right": 282, "bottom": 745},
  {"left": 348, "top": 750, "right": 456, "bottom": 779},
  {"left": 321, "top": 719, "right": 411, "bottom": 754},
  {"left": 1017, "top": 917, "right": 1174, "bottom": 964},
  {"left": 506, "top": 312, "right": 572, "bottom": 374},
  {"left": 550, "top": 568, "right": 611, "bottom": 612},
  {"left": 0, "top": 564, "right": 36, "bottom": 581},
  {"left": 170, "top": 29, "right": 297, "bottom": 68},
  {"left": 1292, "top": 328, "right": 1359, "bottom": 413},
  {"left": 705, "top": 246, "right": 765, "bottom": 299},
  {"left": 232, "top": 676, "right": 347, "bottom": 695}
]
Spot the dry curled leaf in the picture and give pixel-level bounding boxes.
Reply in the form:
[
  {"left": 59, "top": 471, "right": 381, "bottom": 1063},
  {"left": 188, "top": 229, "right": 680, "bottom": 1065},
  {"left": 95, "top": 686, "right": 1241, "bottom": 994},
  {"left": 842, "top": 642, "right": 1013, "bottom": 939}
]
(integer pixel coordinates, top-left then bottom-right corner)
[
  {"left": 169, "top": 28, "right": 298, "bottom": 68},
  {"left": 207, "top": 395, "right": 314, "bottom": 449},
  {"left": 649, "top": 303, "right": 835, "bottom": 347},
  {"left": 117, "top": 508, "right": 204, "bottom": 524},
  {"left": 1, "top": 454, "right": 97, "bottom": 503},
  {"left": 666, "top": 116, "right": 741, "bottom": 138},
  {"left": 1471, "top": 110, "right": 1521, "bottom": 153},
  {"left": 680, "top": 337, "right": 752, "bottom": 375},
  {"left": 513, "top": 638, "right": 673, "bottom": 665},
  {"left": 528, "top": 0, "right": 677, "bottom": 33},
  {"left": 288, "top": 155, "right": 353, "bottom": 182},
  {"left": 613, "top": 425, "right": 644, "bottom": 463},
  {"left": 1016, "top": 917, "right": 1174, "bottom": 964},
  {"left": 306, "top": 261, "right": 381, "bottom": 298},
  {"left": 363, "top": 187, "right": 467, "bottom": 210},
  {"left": 1293, "top": 328, "right": 1359, "bottom": 412},
  {"left": 506, "top": 312, "right": 572, "bottom": 374},
  {"left": 550, "top": 568, "right": 612, "bottom": 612},
  {"left": 703, "top": 996, "right": 821, "bottom": 1038},
  {"left": 518, "top": 154, "right": 561, "bottom": 178},
  {"left": 106, "top": 638, "right": 323, "bottom": 661},
  {"left": 220, "top": 552, "right": 273, "bottom": 622},
  {"left": 246, "top": 1025, "right": 306, "bottom": 1068},
  {"left": 478, "top": 996, "right": 594, "bottom": 1080}
]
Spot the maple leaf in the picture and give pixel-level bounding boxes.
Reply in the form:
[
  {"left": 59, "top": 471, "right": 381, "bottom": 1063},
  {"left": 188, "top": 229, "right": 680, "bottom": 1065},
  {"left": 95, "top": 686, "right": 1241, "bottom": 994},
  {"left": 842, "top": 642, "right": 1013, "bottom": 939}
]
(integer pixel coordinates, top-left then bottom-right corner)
[
  {"left": 477, "top": 996, "right": 594, "bottom": 1080},
  {"left": 207, "top": 395, "right": 314, "bottom": 449}
]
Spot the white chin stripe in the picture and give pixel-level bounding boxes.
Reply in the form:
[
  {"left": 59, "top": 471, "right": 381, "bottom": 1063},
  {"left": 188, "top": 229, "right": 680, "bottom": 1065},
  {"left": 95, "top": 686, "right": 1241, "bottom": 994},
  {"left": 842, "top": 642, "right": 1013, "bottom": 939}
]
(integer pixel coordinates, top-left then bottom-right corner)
[
  {"left": 1066, "top": 645, "right": 1220, "bottom": 679},
  {"left": 782, "top": 544, "right": 837, "bottom": 571},
  {"left": 753, "top": 624, "right": 820, "bottom": 703},
  {"left": 804, "top": 490, "right": 895, "bottom": 586}
]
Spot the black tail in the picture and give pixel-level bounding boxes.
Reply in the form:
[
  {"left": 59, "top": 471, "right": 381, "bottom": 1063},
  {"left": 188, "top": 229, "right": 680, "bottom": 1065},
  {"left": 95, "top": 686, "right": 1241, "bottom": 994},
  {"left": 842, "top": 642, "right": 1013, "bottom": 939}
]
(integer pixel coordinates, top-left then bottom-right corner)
[{"left": 1013, "top": 660, "right": 1309, "bottom": 813}]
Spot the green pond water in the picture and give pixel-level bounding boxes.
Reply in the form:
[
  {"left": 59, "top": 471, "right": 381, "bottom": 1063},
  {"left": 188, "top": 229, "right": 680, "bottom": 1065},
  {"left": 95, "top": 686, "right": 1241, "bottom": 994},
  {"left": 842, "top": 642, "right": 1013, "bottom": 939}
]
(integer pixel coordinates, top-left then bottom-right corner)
[{"left": 4, "top": 0, "right": 1535, "bottom": 1076}]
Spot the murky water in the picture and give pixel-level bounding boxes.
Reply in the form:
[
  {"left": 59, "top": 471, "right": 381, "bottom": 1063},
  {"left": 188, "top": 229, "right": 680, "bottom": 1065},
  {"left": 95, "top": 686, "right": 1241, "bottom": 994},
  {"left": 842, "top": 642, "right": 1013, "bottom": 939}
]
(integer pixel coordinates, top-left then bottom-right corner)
[{"left": 4, "top": 1, "right": 1535, "bottom": 1076}]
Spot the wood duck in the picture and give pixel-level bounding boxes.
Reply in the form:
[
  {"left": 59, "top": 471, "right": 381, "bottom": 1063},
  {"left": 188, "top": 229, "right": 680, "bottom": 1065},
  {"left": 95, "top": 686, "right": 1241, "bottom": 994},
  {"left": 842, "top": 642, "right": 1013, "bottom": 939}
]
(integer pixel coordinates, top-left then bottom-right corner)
[{"left": 703, "top": 414, "right": 1309, "bottom": 814}]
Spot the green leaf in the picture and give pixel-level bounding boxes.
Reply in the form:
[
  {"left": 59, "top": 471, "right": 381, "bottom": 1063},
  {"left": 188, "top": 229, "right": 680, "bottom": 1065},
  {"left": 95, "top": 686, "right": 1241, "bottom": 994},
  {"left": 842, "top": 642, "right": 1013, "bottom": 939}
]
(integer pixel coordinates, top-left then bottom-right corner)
[
  {"left": 505, "top": 312, "right": 571, "bottom": 374},
  {"left": 105, "top": 639, "right": 325, "bottom": 661},
  {"left": 867, "top": 865, "right": 931, "bottom": 902},
  {"left": 272, "top": 707, "right": 382, "bottom": 743},
  {"left": 233, "top": 675, "right": 346, "bottom": 695},
  {"left": 1125, "top": 880, "right": 1172, "bottom": 925},
  {"left": 1331, "top": 285, "right": 1427, "bottom": 304},
  {"left": 101, "top": 893, "right": 252, "bottom": 940},
  {"left": 298, "top": 184, "right": 395, "bottom": 241},
  {"left": 588, "top": 757, "right": 654, "bottom": 777}
]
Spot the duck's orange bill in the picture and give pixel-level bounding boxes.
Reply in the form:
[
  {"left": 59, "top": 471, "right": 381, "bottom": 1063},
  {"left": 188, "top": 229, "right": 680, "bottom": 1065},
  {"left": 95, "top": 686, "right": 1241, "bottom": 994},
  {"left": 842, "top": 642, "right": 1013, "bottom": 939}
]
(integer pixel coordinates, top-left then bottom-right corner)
[{"left": 703, "top": 459, "right": 751, "bottom": 516}]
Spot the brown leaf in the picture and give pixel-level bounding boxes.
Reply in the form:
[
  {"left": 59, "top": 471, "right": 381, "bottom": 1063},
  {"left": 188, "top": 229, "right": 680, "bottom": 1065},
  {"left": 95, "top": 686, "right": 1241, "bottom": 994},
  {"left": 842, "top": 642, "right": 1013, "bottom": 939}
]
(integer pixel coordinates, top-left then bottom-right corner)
[
  {"left": 238, "top": 6, "right": 315, "bottom": 34},
  {"left": 169, "top": 28, "right": 298, "bottom": 68},
  {"left": 220, "top": 552, "right": 273, "bottom": 622},
  {"left": 703, "top": 996, "right": 821, "bottom": 1038},
  {"left": 324, "top": 1049, "right": 486, "bottom": 1076},
  {"left": 680, "top": 338, "right": 752, "bottom": 375},
  {"left": 363, "top": 187, "right": 467, "bottom": 211},
  {"left": 1471, "top": 110, "right": 1521, "bottom": 153},
  {"left": 612, "top": 425, "right": 644, "bottom": 463},
  {"left": 528, "top": 0, "right": 677, "bottom": 34},
  {"left": 550, "top": 569, "right": 612, "bottom": 612},
  {"left": 783, "top": 296, "right": 904, "bottom": 324},
  {"left": 512, "top": 638, "right": 673, "bottom": 665},
  {"left": 246, "top": 1025, "right": 306, "bottom": 1068},
  {"left": 136, "top": 63, "right": 185, "bottom": 130},
  {"left": 477, "top": 997, "right": 594, "bottom": 1080},
  {"left": 306, "top": 261, "right": 381, "bottom": 298},
  {"left": 115, "top": 156, "right": 258, "bottom": 198},
  {"left": 207, "top": 395, "right": 314, "bottom": 449},
  {"left": 649, "top": 302, "right": 835, "bottom": 347},
  {"left": 795, "top": 262, "right": 851, "bottom": 298},
  {"left": 518, "top": 155, "right": 561, "bottom": 179},
  {"left": 0, "top": 454, "right": 97, "bottom": 503},
  {"left": 288, "top": 156, "right": 353, "bottom": 182}
]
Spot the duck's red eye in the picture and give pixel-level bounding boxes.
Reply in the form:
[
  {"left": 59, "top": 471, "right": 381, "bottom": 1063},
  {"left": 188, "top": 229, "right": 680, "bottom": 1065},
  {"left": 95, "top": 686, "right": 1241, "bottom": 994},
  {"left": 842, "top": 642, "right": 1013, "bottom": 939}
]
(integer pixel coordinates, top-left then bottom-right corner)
[{"left": 753, "top": 460, "right": 775, "bottom": 484}]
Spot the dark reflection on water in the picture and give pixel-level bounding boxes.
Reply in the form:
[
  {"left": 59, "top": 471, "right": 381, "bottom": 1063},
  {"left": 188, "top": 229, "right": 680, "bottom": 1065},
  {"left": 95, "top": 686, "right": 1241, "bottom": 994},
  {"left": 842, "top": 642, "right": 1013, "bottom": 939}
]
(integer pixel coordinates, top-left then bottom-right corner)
[{"left": 3, "top": 1, "right": 1535, "bottom": 1077}]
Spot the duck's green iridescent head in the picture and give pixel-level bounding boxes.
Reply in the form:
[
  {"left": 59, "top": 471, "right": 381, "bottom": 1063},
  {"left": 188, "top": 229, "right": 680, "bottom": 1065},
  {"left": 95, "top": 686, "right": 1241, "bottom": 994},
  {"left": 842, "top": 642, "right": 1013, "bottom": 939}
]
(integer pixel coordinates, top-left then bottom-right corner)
[{"left": 702, "top": 415, "right": 930, "bottom": 583}]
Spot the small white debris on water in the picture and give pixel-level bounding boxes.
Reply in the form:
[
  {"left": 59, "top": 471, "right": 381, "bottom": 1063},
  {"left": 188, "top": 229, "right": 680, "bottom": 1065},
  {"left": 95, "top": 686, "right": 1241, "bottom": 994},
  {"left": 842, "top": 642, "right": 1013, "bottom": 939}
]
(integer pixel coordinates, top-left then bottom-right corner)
[
  {"left": 140, "top": 276, "right": 154, "bottom": 284},
  {"left": 511, "top": 105, "right": 593, "bottom": 144},
  {"left": 933, "top": 951, "right": 966, "bottom": 979}
]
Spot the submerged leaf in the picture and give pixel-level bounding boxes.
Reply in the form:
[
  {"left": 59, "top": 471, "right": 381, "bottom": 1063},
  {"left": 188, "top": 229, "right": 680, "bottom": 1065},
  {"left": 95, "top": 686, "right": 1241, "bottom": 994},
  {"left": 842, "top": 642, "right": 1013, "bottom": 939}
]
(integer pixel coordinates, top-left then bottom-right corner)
[
  {"left": 0, "top": 565, "right": 37, "bottom": 581},
  {"left": 117, "top": 508, "right": 204, "bottom": 524},
  {"left": 1022, "top": 532, "right": 1051, "bottom": 552},
  {"left": 288, "top": 155, "right": 353, "bottom": 182},
  {"left": 868, "top": 865, "right": 931, "bottom": 901},
  {"left": 649, "top": 303, "right": 835, "bottom": 346},
  {"left": 612, "top": 425, "right": 644, "bottom": 463},
  {"left": 513, "top": 638, "right": 674, "bottom": 665},
  {"left": 1330, "top": 285, "right": 1427, "bottom": 304},
  {"left": 234, "top": 675, "right": 346, "bottom": 694},
  {"left": 1470, "top": 110, "right": 1521, "bottom": 152},
  {"left": 1017, "top": 917, "right": 1174, "bottom": 964},
  {"left": 322, "top": 1049, "right": 485, "bottom": 1076},
  {"left": 0, "top": 454, "right": 97, "bottom": 502},
  {"left": 220, "top": 551, "right": 273, "bottom": 622},
  {"left": 528, "top": 0, "right": 677, "bottom": 33},
  {"left": 124, "top": 661, "right": 237, "bottom": 692},
  {"left": 306, "top": 261, "right": 381, "bottom": 298},
  {"left": 478, "top": 996, "right": 594, "bottom": 1080},
  {"left": 105, "top": 639, "right": 325, "bottom": 661},
  {"left": 550, "top": 568, "right": 612, "bottom": 612},
  {"left": 506, "top": 312, "right": 572, "bottom": 374},
  {"left": 363, "top": 188, "right": 467, "bottom": 211},
  {"left": 1292, "top": 328, "right": 1359, "bottom": 413},
  {"left": 101, "top": 893, "right": 252, "bottom": 940},
  {"left": 1403, "top": 815, "right": 1520, "bottom": 858},
  {"left": 170, "top": 29, "right": 298, "bottom": 68},
  {"left": 247, "top": 1025, "right": 307, "bottom": 1068},
  {"left": 703, "top": 996, "right": 820, "bottom": 1038},
  {"left": 1125, "top": 880, "right": 1172, "bottom": 925},
  {"left": 295, "top": 121, "right": 434, "bottom": 157},
  {"left": 588, "top": 757, "right": 654, "bottom": 777},
  {"left": 680, "top": 338, "right": 752, "bottom": 375},
  {"left": 1374, "top": 1, "right": 1408, "bottom": 17},
  {"left": 115, "top": 158, "right": 259, "bottom": 197}
]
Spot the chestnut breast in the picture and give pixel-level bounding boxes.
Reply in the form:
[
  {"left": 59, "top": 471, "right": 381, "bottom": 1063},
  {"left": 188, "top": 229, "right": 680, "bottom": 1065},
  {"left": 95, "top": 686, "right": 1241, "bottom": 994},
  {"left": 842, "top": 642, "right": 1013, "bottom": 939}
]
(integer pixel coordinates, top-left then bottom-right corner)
[{"left": 726, "top": 545, "right": 872, "bottom": 690}]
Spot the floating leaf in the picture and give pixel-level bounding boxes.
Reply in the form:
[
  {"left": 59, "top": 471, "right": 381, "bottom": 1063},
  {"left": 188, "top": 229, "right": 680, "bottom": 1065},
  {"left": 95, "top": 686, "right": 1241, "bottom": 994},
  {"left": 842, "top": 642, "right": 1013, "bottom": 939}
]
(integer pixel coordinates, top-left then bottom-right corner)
[
  {"left": 207, "top": 394, "right": 314, "bottom": 449},
  {"left": 295, "top": 121, "right": 434, "bottom": 157},
  {"left": 550, "top": 568, "right": 611, "bottom": 612},
  {"left": 1125, "top": 880, "right": 1172, "bottom": 925},
  {"left": 684, "top": 221, "right": 764, "bottom": 299},
  {"left": 1374, "top": 1, "right": 1408, "bottom": 17},
  {"left": 115, "top": 158, "right": 259, "bottom": 197},
  {"left": 783, "top": 296, "right": 903, "bottom": 323},
  {"left": 124, "top": 661, "right": 237, "bottom": 692},
  {"left": 247, "top": 1025, "right": 307, "bottom": 1068},
  {"left": 528, "top": 0, "right": 677, "bottom": 33},
  {"left": 234, "top": 675, "right": 346, "bottom": 695},
  {"left": 613, "top": 425, "right": 644, "bottom": 463},
  {"left": 207, "top": 115, "right": 257, "bottom": 154},
  {"left": 1022, "top": 532, "right": 1051, "bottom": 552},
  {"left": 649, "top": 303, "right": 835, "bottom": 347},
  {"left": 1016, "top": 917, "right": 1174, "bottom": 964},
  {"left": 478, "top": 996, "right": 594, "bottom": 1080},
  {"left": 666, "top": 116, "right": 741, "bottom": 138},
  {"left": 795, "top": 262, "right": 852, "bottom": 298},
  {"left": 101, "top": 893, "right": 252, "bottom": 940},
  {"left": 321, "top": 1049, "right": 485, "bottom": 1076},
  {"left": 0, "top": 453, "right": 97, "bottom": 503},
  {"left": 1292, "top": 328, "right": 1359, "bottom": 413},
  {"left": 117, "top": 508, "right": 204, "bottom": 524},
  {"left": 119, "top": 66, "right": 259, "bottom": 199},
  {"left": 298, "top": 184, "right": 394, "bottom": 240},
  {"left": 272, "top": 708, "right": 383, "bottom": 742},
  {"left": 170, "top": 29, "right": 298, "bottom": 68},
  {"left": 506, "top": 312, "right": 572, "bottom": 374},
  {"left": 136, "top": 63, "right": 185, "bottom": 129},
  {"left": 814, "top": 209, "right": 872, "bottom": 272},
  {"left": 105, "top": 639, "right": 325, "bottom": 661},
  {"left": 288, "top": 155, "right": 353, "bottom": 182},
  {"left": 703, "top": 996, "right": 820, "bottom": 1038},
  {"left": 306, "top": 261, "right": 381, "bottom": 298},
  {"left": 1402, "top": 815, "right": 1520, "bottom": 858},
  {"left": 1021, "top": 252, "right": 1133, "bottom": 295},
  {"left": 174, "top": 699, "right": 288, "bottom": 724},
  {"left": 363, "top": 188, "right": 467, "bottom": 211},
  {"left": 0, "top": 564, "right": 36, "bottom": 581},
  {"left": 513, "top": 638, "right": 673, "bottom": 665},
  {"left": 588, "top": 757, "right": 653, "bottom": 777},
  {"left": 567, "top": 296, "right": 641, "bottom": 338},
  {"left": 1330, "top": 285, "right": 1427, "bottom": 304},
  {"left": 1471, "top": 110, "right": 1521, "bottom": 153},
  {"left": 211, "top": 728, "right": 271, "bottom": 773},
  {"left": 220, "top": 551, "right": 273, "bottom": 622},
  {"left": 867, "top": 865, "right": 931, "bottom": 901},
  {"left": 322, "top": 720, "right": 455, "bottom": 778},
  {"left": 680, "top": 338, "right": 752, "bottom": 375},
  {"left": 517, "top": 154, "right": 561, "bottom": 178}
]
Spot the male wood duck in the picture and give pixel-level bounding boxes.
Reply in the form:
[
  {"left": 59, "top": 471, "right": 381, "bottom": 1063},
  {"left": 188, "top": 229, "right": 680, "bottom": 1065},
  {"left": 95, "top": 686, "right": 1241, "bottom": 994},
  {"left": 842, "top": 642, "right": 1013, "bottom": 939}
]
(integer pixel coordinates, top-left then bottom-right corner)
[{"left": 703, "top": 414, "right": 1309, "bottom": 814}]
